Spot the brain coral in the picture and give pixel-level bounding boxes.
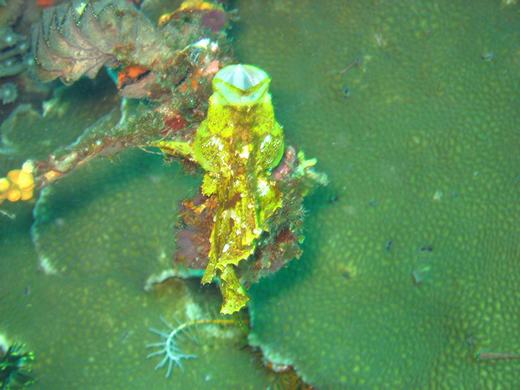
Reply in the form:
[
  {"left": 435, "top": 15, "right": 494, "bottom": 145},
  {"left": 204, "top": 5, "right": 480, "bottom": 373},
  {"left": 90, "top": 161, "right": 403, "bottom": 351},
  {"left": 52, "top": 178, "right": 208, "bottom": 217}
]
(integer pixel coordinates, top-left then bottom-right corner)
[{"left": 235, "top": 0, "right": 520, "bottom": 387}]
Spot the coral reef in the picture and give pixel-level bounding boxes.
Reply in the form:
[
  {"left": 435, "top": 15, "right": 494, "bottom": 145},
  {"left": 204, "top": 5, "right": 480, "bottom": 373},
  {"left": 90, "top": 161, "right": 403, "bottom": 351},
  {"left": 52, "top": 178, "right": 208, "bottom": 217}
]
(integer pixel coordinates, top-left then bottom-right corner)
[
  {"left": 0, "top": 73, "right": 119, "bottom": 164},
  {"left": 4, "top": 0, "right": 326, "bottom": 316},
  {"left": 2, "top": 0, "right": 518, "bottom": 388},
  {"left": 20, "top": 0, "right": 233, "bottom": 187},
  {"left": 0, "top": 0, "right": 26, "bottom": 27},
  {"left": 0, "top": 26, "right": 29, "bottom": 79},
  {"left": 3, "top": 148, "right": 276, "bottom": 388},
  {"left": 1, "top": 1, "right": 319, "bottom": 385},
  {"left": 235, "top": 0, "right": 520, "bottom": 388}
]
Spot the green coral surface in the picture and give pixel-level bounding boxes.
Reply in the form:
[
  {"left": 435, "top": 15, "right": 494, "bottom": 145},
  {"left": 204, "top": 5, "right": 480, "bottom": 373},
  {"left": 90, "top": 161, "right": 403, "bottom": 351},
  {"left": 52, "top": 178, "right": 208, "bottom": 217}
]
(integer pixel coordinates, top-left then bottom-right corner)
[
  {"left": 1, "top": 0, "right": 520, "bottom": 388},
  {"left": 235, "top": 0, "right": 520, "bottom": 388}
]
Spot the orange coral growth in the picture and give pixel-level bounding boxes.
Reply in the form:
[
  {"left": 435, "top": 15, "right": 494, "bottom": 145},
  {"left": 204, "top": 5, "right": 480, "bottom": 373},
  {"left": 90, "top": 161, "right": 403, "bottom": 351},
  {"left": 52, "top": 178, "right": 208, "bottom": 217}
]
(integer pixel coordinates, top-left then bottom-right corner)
[
  {"left": 36, "top": 0, "right": 56, "bottom": 8},
  {"left": 118, "top": 65, "right": 150, "bottom": 88},
  {"left": 178, "top": 59, "right": 221, "bottom": 94}
]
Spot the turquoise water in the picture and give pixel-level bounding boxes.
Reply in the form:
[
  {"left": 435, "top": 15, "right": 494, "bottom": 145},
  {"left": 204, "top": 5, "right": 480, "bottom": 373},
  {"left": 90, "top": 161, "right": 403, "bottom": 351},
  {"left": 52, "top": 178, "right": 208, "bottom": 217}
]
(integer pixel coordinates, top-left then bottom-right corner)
[{"left": 1, "top": 0, "right": 520, "bottom": 388}]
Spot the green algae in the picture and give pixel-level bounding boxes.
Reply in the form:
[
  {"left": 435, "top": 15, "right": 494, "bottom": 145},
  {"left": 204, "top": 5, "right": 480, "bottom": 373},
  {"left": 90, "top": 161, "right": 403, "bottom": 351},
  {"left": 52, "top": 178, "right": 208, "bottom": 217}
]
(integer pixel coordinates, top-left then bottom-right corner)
[{"left": 235, "top": 0, "right": 520, "bottom": 387}]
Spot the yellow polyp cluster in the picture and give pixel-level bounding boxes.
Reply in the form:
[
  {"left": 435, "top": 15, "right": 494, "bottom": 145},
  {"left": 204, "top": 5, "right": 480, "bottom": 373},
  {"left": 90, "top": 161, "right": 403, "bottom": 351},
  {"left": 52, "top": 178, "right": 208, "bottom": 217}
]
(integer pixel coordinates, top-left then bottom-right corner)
[{"left": 0, "top": 161, "right": 35, "bottom": 204}]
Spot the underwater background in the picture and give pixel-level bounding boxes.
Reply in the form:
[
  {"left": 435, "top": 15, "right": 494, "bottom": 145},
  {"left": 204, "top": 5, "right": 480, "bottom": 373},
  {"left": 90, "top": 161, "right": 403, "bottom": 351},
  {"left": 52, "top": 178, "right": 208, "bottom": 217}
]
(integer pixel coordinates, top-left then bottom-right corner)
[{"left": 1, "top": 0, "right": 519, "bottom": 388}]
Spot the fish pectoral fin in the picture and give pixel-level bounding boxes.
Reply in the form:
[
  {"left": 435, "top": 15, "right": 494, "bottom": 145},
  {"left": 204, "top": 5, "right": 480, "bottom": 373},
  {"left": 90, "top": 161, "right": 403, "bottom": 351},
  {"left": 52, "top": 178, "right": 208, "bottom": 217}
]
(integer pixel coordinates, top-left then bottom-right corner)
[{"left": 151, "top": 140, "right": 194, "bottom": 160}]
